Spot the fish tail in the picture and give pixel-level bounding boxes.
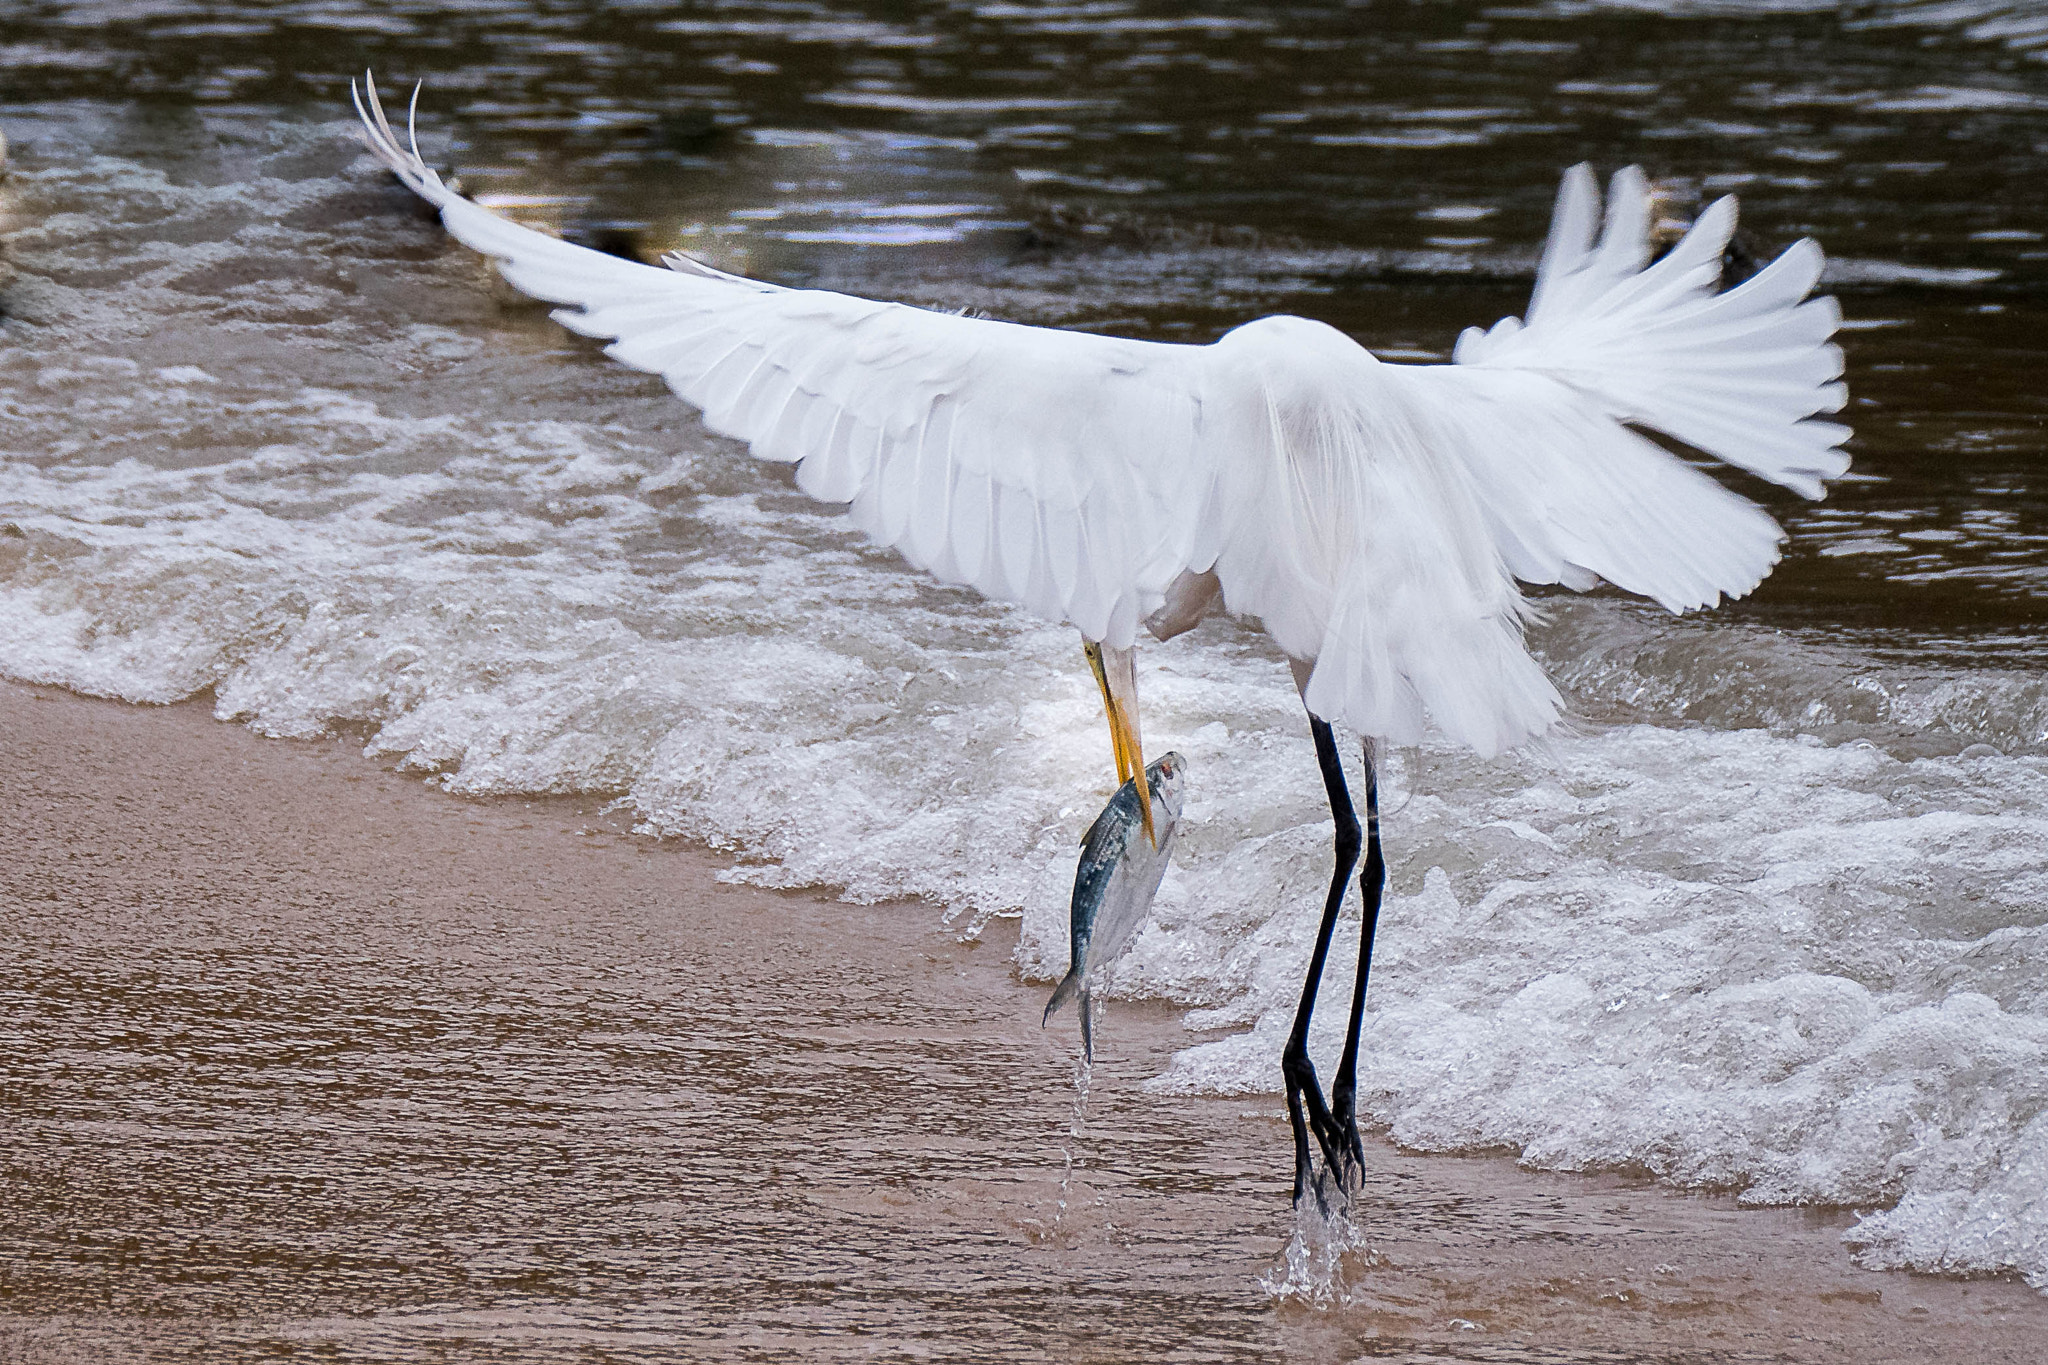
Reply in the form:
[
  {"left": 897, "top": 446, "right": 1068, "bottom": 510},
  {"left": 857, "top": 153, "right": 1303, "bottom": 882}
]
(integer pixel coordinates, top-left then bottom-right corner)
[
  {"left": 1080, "top": 986, "right": 1094, "bottom": 1063},
  {"left": 1043, "top": 969, "right": 1084, "bottom": 1026}
]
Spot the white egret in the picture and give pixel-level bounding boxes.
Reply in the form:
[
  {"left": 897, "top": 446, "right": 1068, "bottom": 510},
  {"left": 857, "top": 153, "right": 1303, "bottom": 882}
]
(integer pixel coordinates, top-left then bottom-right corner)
[{"left": 352, "top": 78, "right": 1849, "bottom": 1209}]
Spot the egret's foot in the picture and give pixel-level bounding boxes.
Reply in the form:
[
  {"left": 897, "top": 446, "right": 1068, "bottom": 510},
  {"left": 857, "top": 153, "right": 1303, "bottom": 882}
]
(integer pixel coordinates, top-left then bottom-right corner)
[
  {"left": 1282, "top": 1047, "right": 1365, "bottom": 1215},
  {"left": 1290, "top": 1122, "right": 1364, "bottom": 1218},
  {"left": 1330, "top": 1077, "right": 1368, "bottom": 1177},
  {"left": 1297, "top": 1156, "right": 1356, "bottom": 1220}
]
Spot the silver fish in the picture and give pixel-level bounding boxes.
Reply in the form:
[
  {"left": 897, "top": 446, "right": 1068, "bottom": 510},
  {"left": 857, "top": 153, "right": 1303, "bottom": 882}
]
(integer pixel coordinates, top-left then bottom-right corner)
[{"left": 1044, "top": 751, "right": 1188, "bottom": 1059}]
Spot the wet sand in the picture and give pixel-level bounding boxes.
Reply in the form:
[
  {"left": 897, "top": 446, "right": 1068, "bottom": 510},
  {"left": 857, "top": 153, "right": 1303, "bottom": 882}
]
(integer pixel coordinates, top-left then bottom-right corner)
[{"left": 2, "top": 678, "right": 2043, "bottom": 1364}]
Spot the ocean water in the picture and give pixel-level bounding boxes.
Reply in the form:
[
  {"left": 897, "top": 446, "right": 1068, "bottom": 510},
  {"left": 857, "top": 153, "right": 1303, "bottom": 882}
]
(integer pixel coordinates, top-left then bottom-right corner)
[{"left": 3, "top": 0, "right": 2046, "bottom": 1298}]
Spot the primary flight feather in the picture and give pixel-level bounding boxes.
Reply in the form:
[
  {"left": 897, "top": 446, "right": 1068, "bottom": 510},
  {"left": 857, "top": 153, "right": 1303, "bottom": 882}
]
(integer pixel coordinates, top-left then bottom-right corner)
[{"left": 352, "top": 78, "right": 1848, "bottom": 758}]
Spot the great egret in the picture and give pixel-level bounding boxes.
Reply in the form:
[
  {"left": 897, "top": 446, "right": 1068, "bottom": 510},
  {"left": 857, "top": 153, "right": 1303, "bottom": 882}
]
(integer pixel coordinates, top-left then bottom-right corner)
[{"left": 351, "top": 78, "right": 1849, "bottom": 1210}]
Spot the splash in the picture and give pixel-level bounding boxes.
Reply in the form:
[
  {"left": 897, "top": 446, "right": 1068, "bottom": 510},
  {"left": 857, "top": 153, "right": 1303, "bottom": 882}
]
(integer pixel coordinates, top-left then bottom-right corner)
[
  {"left": 1260, "top": 1198, "right": 1382, "bottom": 1309},
  {"left": 1051, "top": 1046, "right": 1093, "bottom": 1236}
]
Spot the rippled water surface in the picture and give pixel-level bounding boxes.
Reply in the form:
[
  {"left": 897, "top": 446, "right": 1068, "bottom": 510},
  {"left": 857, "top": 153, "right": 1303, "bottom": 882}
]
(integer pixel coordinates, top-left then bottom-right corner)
[
  {"left": 5, "top": 0, "right": 2048, "bottom": 649},
  {"left": 3, "top": 0, "right": 2047, "bottom": 1334}
]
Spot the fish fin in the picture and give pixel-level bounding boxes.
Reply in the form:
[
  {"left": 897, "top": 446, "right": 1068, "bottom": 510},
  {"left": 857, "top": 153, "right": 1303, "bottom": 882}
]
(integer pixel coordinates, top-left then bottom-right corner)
[
  {"left": 1043, "top": 968, "right": 1084, "bottom": 1025},
  {"left": 1080, "top": 986, "right": 1094, "bottom": 1063}
]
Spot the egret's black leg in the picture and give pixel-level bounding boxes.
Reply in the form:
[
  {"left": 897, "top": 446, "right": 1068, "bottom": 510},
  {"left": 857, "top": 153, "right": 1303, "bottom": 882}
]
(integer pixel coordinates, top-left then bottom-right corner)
[
  {"left": 1329, "top": 740, "right": 1384, "bottom": 1172},
  {"left": 1281, "top": 716, "right": 1363, "bottom": 1208}
]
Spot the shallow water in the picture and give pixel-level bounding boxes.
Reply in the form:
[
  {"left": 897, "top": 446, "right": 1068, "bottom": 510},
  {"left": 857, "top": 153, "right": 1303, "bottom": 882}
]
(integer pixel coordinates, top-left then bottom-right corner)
[
  {"left": 2, "top": 0, "right": 2046, "bottom": 1301},
  {"left": 10, "top": 681, "right": 2046, "bottom": 1365}
]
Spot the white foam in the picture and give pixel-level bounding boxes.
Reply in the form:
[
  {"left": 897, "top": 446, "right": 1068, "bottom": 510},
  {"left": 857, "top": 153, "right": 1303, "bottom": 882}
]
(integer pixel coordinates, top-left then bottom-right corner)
[{"left": 4, "top": 124, "right": 2047, "bottom": 1293}]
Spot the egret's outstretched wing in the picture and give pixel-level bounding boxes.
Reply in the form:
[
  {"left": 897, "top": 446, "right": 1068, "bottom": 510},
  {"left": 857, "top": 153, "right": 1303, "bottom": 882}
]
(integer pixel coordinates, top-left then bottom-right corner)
[
  {"left": 1468, "top": 165, "right": 1848, "bottom": 498},
  {"left": 1415, "top": 165, "right": 1850, "bottom": 612},
  {"left": 352, "top": 79, "right": 1216, "bottom": 647},
  {"left": 1201, "top": 170, "right": 1849, "bottom": 753}
]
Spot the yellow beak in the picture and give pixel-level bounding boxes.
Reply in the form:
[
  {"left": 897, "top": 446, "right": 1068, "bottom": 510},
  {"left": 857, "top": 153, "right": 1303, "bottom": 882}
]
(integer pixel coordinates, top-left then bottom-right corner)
[{"left": 1084, "top": 640, "right": 1155, "bottom": 847}]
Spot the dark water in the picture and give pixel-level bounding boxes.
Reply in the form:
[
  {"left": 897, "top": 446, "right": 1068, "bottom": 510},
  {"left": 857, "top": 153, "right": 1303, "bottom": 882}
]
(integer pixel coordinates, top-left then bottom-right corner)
[{"left": 3, "top": 0, "right": 2045, "bottom": 657}]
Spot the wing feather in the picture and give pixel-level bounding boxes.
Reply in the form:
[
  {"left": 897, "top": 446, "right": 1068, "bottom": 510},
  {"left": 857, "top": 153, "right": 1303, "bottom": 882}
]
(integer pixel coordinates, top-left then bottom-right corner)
[
  {"left": 948, "top": 463, "right": 993, "bottom": 596},
  {"left": 1433, "top": 164, "right": 1851, "bottom": 616},
  {"left": 755, "top": 385, "right": 817, "bottom": 466},
  {"left": 911, "top": 398, "right": 960, "bottom": 576},
  {"left": 352, "top": 77, "right": 1221, "bottom": 647}
]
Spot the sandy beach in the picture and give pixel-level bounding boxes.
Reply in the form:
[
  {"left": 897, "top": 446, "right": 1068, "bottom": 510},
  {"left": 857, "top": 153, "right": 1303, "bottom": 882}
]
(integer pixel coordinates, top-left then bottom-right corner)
[{"left": 2, "top": 678, "right": 2043, "bottom": 1363}]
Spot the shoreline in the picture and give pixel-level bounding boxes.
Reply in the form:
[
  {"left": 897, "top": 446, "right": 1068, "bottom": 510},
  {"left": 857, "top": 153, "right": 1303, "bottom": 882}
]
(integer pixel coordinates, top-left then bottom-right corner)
[{"left": 3, "top": 678, "right": 2043, "bottom": 1363}]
